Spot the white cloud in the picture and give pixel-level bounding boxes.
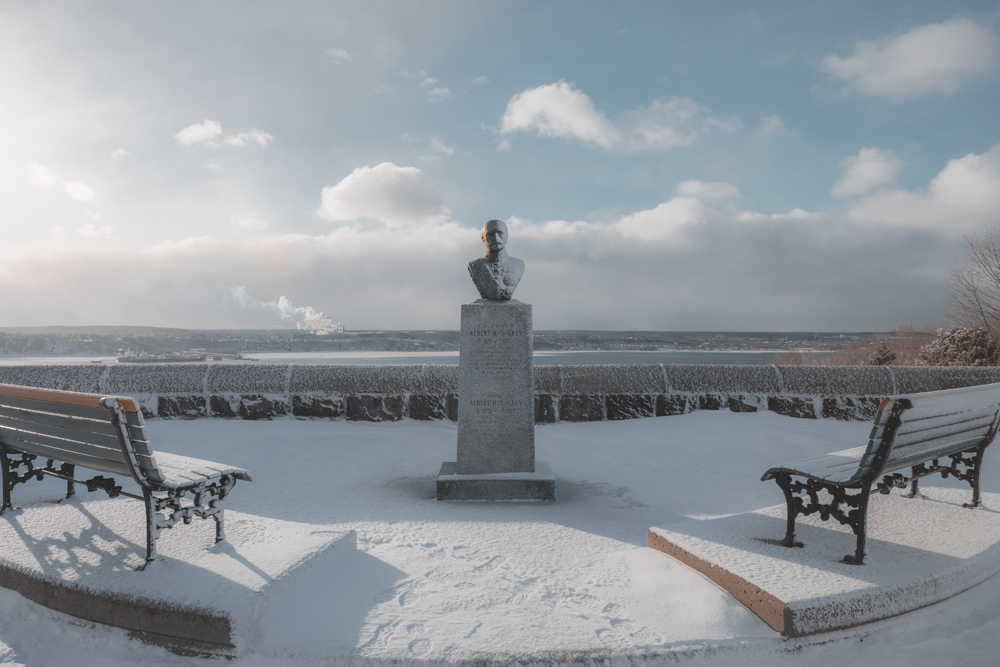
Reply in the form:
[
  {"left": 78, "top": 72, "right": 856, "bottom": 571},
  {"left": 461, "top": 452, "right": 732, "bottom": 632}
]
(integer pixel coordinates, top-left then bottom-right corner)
[
  {"left": 25, "top": 164, "right": 95, "bottom": 202},
  {"left": 847, "top": 142, "right": 1000, "bottom": 231},
  {"left": 756, "top": 115, "right": 789, "bottom": 137},
  {"left": 733, "top": 208, "right": 825, "bottom": 223},
  {"left": 472, "top": 75, "right": 489, "bottom": 85},
  {"left": 427, "top": 139, "right": 455, "bottom": 157},
  {"left": 675, "top": 180, "right": 740, "bottom": 201},
  {"left": 832, "top": 147, "right": 901, "bottom": 197},
  {"left": 427, "top": 87, "right": 452, "bottom": 102},
  {"left": 75, "top": 222, "right": 112, "bottom": 238},
  {"left": 0, "top": 185, "right": 965, "bottom": 330},
  {"left": 499, "top": 81, "right": 738, "bottom": 152},
  {"left": 224, "top": 129, "right": 273, "bottom": 147},
  {"left": 822, "top": 17, "right": 1000, "bottom": 96},
  {"left": 316, "top": 162, "right": 450, "bottom": 227},
  {"left": 326, "top": 47, "right": 353, "bottom": 63},
  {"left": 500, "top": 81, "right": 621, "bottom": 149},
  {"left": 622, "top": 98, "right": 738, "bottom": 150},
  {"left": 613, "top": 198, "right": 709, "bottom": 244},
  {"left": 176, "top": 120, "right": 271, "bottom": 148},
  {"left": 64, "top": 181, "right": 96, "bottom": 202},
  {"left": 230, "top": 211, "right": 268, "bottom": 230},
  {"left": 176, "top": 119, "right": 222, "bottom": 145},
  {"left": 401, "top": 70, "right": 438, "bottom": 87},
  {"left": 109, "top": 148, "right": 129, "bottom": 159},
  {"left": 25, "top": 162, "right": 61, "bottom": 189}
]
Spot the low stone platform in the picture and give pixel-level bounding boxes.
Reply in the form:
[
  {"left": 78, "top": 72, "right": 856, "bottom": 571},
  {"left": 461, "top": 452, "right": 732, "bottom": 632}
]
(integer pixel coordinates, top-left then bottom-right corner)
[
  {"left": 436, "top": 461, "right": 555, "bottom": 500},
  {"left": 649, "top": 488, "right": 1000, "bottom": 637},
  {"left": 0, "top": 494, "right": 355, "bottom": 652}
]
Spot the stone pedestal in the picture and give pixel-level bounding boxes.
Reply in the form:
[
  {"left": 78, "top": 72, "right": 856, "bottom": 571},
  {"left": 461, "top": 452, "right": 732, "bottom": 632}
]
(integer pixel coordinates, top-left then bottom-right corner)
[{"left": 437, "top": 299, "right": 554, "bottom": 500}]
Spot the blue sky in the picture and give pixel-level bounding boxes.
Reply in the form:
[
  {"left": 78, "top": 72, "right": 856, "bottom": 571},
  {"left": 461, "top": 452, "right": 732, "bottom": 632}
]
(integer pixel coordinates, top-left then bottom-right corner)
[{"left": 2, "top": 1, "right": 999, "bottom": 331}]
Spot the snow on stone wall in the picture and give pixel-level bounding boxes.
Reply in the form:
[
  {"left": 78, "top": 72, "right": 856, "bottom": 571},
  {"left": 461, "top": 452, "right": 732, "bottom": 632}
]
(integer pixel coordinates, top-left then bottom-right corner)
[{"left": 1, "top": 363, "right": 999, "bottom": 423}]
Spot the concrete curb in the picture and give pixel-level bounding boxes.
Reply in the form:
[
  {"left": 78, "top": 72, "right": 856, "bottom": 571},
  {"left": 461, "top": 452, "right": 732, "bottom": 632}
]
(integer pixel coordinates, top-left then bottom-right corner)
[
  {"left": 648, "top": 487, "right": 1000, "bottom": 637},
  {"left": 0, "top": 560, "right": 232, "bottom": 652}
]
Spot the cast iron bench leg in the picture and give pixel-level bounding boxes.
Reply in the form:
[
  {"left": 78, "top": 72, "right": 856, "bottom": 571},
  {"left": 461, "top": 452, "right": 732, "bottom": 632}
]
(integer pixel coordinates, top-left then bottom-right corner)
[
  {"left": 142, "top": 487, "right": 158, "bottom": 568},
  {"left": 964, "top": 445, "right": 987, "bottom": 508},
  {"left": 213, "top": 510, "right": 226, "bottom": 544},
  {"left": 776, "top": 473, "right": 803, "bottom": 548},
  {"left": 902, "top": 467, "right": 920, "bottom": 499},
  {"left": 64, "top": 463, "right": 75, "bottom": 500},
  {"left": 0, "top": 449, "right": 11, "bottom": 514},
  {"left": 843, "top": 486, "right": 871, "bottom": 565}
]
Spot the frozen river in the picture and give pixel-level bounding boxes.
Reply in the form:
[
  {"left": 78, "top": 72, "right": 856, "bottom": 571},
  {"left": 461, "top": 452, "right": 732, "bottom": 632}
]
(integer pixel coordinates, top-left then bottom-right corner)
[{"left": 0, "top": 349, "right": 807, "bottom": 366}]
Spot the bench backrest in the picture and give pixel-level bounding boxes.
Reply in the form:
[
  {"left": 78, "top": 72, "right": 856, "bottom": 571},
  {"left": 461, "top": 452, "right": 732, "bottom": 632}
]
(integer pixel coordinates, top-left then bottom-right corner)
[
  {"left": 0, "top": 384, "right": 165, "bottom": 487},
  {"left": 877, "top": 383, "right": 1000, "bottom": 474}
]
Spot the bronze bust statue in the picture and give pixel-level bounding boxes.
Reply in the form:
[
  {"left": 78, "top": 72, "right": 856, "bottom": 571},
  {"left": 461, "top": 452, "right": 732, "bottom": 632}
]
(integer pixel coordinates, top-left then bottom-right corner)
[{"left": 467, "top": 219, "right": 524, "bottom": 301}]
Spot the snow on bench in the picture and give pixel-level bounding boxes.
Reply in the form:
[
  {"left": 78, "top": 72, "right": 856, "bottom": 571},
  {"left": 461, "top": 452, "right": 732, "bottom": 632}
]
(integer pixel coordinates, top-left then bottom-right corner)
[
  {"left": 761, "top": 382, "right": 1000, "bottom": 565},
  {"left": 0, "top": 383, "right": 252, "bottom": 567}
]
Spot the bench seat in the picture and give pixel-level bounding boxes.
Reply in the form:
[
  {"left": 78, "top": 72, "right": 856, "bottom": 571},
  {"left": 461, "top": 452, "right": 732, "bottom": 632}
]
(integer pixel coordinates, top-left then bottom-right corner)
[
  {"left": 152, "top": 452, "right": 252, "bottom": 490},
  {"left": 763, "top": 446, "right": 872, "bottom": 486}
]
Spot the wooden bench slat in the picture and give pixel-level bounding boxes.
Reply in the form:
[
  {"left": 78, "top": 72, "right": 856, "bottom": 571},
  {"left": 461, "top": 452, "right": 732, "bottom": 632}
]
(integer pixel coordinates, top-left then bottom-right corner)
[
  {"left": 121, "top": 411, "right": 157, "bottom": 460},
  {"left": 0, "top": 404, "right": 120, "bottom": 439},
  {"left": 154, "top": 452, "right": 253, "bottom": 488},
  {"left": 893, "top": 413, "right": 995, "bottom": 449},
  {"left": 765, "top": 446, "right": 871, "bottom": 484},
  {"left": 900, "top": 404, "right": 998, "bottom": 431},
  {"left": 0, "top": 433, "right": 132, "bottom": 477},
  {"left": 0, "top": 393, "right": 112, "bottom": 422},
  {"left": 0, "top": 383, "right": 138, "bottom": 413},
  {"left": 0, "top": 412, "right": 121, "bottom": 451},
  {"left": 133, "top": 453, "right": 165, "bottom": 485},
  {"left": 887, "top": 434, "right": 988, "bottom": 471},
  {"left": 126, "top": 431, "right": 154, "bottom": 458},
  {"left": 0, "top": 424, "right": 125, "bottom": 463},
  {"left": 902, "top": 387, "right": 1000, "bottom": 420}
]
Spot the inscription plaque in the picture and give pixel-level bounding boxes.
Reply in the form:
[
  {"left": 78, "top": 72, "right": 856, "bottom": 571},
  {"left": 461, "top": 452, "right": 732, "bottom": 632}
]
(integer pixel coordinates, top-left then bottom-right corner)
[{"left": 456, "top": 300, "right": 534, "bottom": 474}]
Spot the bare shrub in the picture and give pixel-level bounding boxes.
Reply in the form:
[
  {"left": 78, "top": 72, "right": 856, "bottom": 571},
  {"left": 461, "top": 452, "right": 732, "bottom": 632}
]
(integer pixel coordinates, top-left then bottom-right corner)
[
  {"left": 917, "top": 326, "right": 1000, "bottom": 366},
  {"left": 775, "top": 325, "right": 934, "bottom": 366},
  {"left": 946, "top": 228, "right": 1000, "bottom": 337}
]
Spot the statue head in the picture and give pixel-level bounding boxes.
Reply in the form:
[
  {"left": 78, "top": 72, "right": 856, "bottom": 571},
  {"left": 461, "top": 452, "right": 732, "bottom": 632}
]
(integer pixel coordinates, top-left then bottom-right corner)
[{"left": 481, "top": 219, "right": 507, "bottom": 254}]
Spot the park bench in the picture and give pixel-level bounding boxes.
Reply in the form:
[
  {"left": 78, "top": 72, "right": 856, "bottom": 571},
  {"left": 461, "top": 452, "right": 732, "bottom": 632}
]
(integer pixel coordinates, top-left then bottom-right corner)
[
  {"left": 761, "top": 382, "right": 1000, "bottom": 565},
  {"left": 0, "top": 383, "right": 252, "bottom": 567}
]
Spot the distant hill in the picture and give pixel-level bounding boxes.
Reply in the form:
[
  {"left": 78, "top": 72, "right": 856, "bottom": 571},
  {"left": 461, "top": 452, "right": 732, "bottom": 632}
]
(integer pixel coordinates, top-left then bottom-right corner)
[
  {"left": 0, "top": 325, "right": 197, "bottom": 336},
  {"left": 0, "top": 326, "right": 309, "bottom": 336}
]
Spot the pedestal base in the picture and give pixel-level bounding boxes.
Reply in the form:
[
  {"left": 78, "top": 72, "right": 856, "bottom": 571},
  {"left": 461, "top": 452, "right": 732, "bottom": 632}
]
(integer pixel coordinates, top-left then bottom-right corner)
[{"left": 436, "top": 461, "right": 555, "bottom": 501}]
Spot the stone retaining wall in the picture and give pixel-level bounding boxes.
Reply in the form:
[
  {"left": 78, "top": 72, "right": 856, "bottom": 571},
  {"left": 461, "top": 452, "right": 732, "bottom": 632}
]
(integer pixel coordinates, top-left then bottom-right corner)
[{"left": 2, "top": 363, "right": 1000, "bottom": 423}]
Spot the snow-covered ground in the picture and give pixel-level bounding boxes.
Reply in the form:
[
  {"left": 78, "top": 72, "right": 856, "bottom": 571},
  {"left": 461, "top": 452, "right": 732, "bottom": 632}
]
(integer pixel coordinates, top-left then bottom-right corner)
[{"left": 2, "top": 411, "right": 1000, "bottom": 666}]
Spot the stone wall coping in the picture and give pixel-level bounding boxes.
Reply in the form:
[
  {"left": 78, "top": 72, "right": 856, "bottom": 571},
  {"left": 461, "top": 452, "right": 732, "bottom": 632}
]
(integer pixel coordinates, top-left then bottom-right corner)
[
  {"left": 1, "top": 362, "right": 999, "bottom": 397},
  {"left": 1, "top": 363, "right": 999, "bottom": 423}
]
